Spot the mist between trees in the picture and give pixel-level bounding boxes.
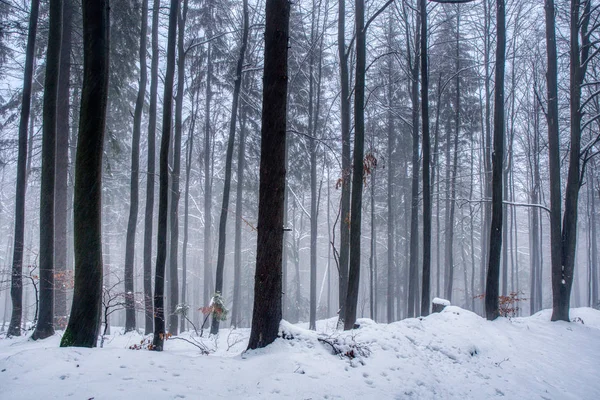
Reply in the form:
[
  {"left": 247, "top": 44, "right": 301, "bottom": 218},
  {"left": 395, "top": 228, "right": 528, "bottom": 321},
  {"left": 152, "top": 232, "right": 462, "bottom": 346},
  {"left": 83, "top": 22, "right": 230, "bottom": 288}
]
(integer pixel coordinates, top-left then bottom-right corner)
[{"left": 0, "top": 0, "right": 598, "bottom": 348}]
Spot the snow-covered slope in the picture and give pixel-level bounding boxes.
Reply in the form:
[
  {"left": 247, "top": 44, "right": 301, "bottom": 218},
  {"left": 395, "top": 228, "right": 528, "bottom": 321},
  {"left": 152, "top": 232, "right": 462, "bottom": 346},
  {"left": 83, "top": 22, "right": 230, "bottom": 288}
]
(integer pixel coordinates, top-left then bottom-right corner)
[{"left": 1, "top": 307, "right": 599, "bottom": 399}]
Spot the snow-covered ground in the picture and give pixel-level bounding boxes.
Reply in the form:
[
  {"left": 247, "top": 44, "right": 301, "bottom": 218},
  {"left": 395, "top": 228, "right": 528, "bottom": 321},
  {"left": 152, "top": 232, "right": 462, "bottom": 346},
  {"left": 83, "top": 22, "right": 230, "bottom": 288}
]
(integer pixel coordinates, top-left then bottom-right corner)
[{"left": 1, "top": 307, "right": 599, "bottom": 399}]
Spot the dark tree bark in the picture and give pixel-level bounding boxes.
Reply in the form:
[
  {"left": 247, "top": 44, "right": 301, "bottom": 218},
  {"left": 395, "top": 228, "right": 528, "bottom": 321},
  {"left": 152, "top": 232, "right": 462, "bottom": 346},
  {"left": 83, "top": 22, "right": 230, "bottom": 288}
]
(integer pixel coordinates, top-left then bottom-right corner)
[
  {"left": 212, "top": 0, "right": 248, "bottom": 335},
  {"left": 480, "top": 0, "right": 493, "bottom": 311},
  {"left": 407, "top": 7, "right": 420, "bottom": 318},
  {"left": 485, "top": 0, "right": 505, "bottom": 321},
  {"left": 550, "top": 0, "right": 589, "bottom": 321},
  {"left": 337, "top": 0, "right": 351, "bottom": 324},
  {"left": 247, "top": 0, "right": 290, "bottom": 350},
  {"left": 7, "top": 0, "right": 40, "bottom": 337},
  {"left": 60, "top": 0, "right": 109, "bottom": 348},
  {"left": 420, "top": 0, "right": 431, "bottom": 317},
  {"left": 153, "top": 0, "right": 179, "bottom": 351},
  {"left": 169, "top": 0, "right": 188, "bottom": 336},
  {"left": 343, "top": 0, "right": 365, "bottom": 330},
  {"left": 33, "top": 0, "right": 63, "bottom": 341},
  {"left": 143, "top": 0, "right": 160, "bottom": 336},
  {"left": 55, "top": 0, "right": 73, "bottom": 329},
  {"left": 124, "top": 0, "right": 149, "bottom": 333}
]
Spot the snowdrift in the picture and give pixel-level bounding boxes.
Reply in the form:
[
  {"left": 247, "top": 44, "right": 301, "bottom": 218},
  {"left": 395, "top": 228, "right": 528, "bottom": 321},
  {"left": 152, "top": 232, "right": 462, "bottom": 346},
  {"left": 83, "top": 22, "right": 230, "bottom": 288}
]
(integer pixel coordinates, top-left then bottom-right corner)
[{"left": 1, "top": 306, "right": 599, "bottom": 399}]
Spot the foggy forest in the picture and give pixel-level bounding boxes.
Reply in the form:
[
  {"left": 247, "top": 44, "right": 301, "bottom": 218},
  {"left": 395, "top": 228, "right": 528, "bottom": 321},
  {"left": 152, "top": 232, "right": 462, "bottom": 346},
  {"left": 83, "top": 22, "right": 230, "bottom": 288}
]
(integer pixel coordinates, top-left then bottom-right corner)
[{"left": 0, "top": 0, "right": 599, "bottom": 398}]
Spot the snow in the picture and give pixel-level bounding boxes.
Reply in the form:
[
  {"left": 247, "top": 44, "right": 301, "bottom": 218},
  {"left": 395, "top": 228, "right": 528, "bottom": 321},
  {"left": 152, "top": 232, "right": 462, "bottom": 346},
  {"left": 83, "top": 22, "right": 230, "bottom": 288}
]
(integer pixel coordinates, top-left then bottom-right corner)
[
  {"left": 432, "top": 297, "right": 451, "bottom": 306},
  {"left": 2, "top": 307, "right": 600, "bottom": 399}
]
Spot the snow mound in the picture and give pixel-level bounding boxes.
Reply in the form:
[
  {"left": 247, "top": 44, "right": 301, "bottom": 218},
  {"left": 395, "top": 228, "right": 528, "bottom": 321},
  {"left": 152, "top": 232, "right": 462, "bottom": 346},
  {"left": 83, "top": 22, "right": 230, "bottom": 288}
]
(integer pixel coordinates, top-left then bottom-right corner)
[{"left": 1, "top": 307, "right": 599, "bottom": 399}]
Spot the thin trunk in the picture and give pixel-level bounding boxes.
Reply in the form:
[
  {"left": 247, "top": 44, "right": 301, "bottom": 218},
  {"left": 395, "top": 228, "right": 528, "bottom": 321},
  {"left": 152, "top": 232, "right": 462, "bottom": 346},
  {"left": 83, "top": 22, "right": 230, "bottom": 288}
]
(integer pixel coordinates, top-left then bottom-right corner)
[
  {"left": 152, "top": 0, "right": 179, "bottom": 351},
  {"left": 338, "top": 0, "right": 351, "bottom": 325},
  {"left": 343, "top": 0, "right": 365, "bottom": 330},
  {"left": 485, "top": 0, "right": 505, "bottom": 321},
  {"left": 169, "top": 0, "right": 188, "bottom": 336},
  {"left": 369, "top": 167, "right": 376, "bottom": 320},
  {"left": 212, "top": 0, "right": 248, "bottom": 334},
  {"left": 33, "top": 0, "right": 63, "bottom": 341},
  {"left": 591, "top": 173, "right": 598, "bottom": 306},
  {"left": 203, "top": 44, "right": 214, "bottom": 309},
  {"left": 143, "top": 0, "right": 160, "bottom": 336},
  {"left": 386, "top": 17, "right": 395, "bottom": 322},
  {"left": 420, "top": 0, "right": 431, "bottom": 317},
  {"left": 182, "top": 76, "right": 199, "bottom": 332},
  {"left": 8, "top": 0, "right": 40, "bottom": 337},
  {"left": 231, "top": 96, "right": 248, "bottom": 328},
  {"left": 55, "top": 0, "right": 73, "bottom": 329},
  {"left": 124, "top": 0, "right": 149, "bottom": 333}
]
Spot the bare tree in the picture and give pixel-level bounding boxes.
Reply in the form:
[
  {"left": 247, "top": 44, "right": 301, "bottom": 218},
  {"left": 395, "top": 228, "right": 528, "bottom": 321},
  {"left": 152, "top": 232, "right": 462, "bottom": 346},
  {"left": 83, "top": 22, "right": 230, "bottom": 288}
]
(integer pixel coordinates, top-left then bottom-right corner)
[
  {"left": 33, "top": 0, "right": 63, "bottom": 340},
  {"left": 153, "top": 0, "right": 179, "bottom": 351},
  {"left": 60, "top": 0, "right": 110, "bottom": 347},
  {"left": 7, "top": 0, "right": 40, "bottom": 337},
  {"left": 247, "top": 0, "right": 290, "bottom": 350}
]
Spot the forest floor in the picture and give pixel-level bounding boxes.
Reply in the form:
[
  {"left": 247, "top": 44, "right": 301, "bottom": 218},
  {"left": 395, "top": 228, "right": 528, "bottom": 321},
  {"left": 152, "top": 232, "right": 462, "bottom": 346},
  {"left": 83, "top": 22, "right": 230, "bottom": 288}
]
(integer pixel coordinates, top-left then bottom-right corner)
[{"left": 1, "top": 306, "right": 599, "bottom": 399}]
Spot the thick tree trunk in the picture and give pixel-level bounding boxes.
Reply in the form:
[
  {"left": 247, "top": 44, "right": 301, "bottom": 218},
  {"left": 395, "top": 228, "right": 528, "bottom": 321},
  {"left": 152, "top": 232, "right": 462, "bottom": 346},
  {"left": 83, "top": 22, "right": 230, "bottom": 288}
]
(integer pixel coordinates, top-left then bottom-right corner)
[
  {"left": 8, "top": 0, "right": 40, "bottom": 337},
  {"left": 60, "top": 0, "right": 109, "bottom": 348},
  {"left": 124, "top": 0, "right": 148, "bottom": 333},
  {"left": 143, "top": 0, "right": 160, "bottom": 336},
  {"left": 33, "top": 0, "right": 63, "bottom": 341},
  {"left": 152, "top": 0, "right": 179, "bottom": 351},
  {"left": 247, "top": 0, "right": 290, "bottom": 349},
  {"left": 485, "top": 0, "right": 505, "bottom": 321},
  {"left": 386, "top": 15, "right": 395, "bottom": 322},
  {"left": 55, "top": 0, "right": 73, "bottom": 329},
  {"left": 212, "top": 0, "right": 248, "bottom": 335}
]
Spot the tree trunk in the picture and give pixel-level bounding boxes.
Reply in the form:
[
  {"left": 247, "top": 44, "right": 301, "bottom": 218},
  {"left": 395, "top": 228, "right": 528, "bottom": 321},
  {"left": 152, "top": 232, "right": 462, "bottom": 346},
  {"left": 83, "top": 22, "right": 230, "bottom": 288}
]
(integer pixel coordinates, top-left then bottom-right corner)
[
  {"left": 369, "top": 166, "right": 376, "bottom": 321},
  {"left": 7, "top": 0, "right": 40, "bottom": 337},
  {"left": 33, "top": 0, "right": 63, "bottom": 341},
  {"left": 343, "top": 0, "right": 365, "bottom": 331},
  {"left": 168, "top": 0, "right": 188, "bottom": 336},
  {"left": 247, "top": 0, "right": 290, "bottom": 349},
  {"left": 590, "top": 173, "right": 598, "bottom": 307},
  {"left": 152, "top": 0, "right": 179, "bottom": 351},
  {"left": 212, "top": 0, "right": 248, "bottom": 335},
  {"left": 338, "top": 0, "right": 351, "bottom": 325},
  {"left": 386, "top": 15, "right": 395, "bottom": 323},
  {"left": 55, "top": 0, "right": 73, "bottom": 329},
  {"left": 143, "top": 0, "right": 160, "bottom": 336},
  {"left": 60, "top": 0, "right": 109, "bottom": 347},
  {"left": 485, "top": 0, "right": 505, "bottom": 321},
  {"left": 203, "top": 44, "right": 214, "bottom": 309},
  {"left": 420, "top": 0, "right": 431, "bottom": 317},
  {"left": 124, "top": 0, "right": 148, "bottom": 333},
  {"left": 231, "top": 98, "right": 248, "bottom": 328},
  {"left": 181, "top": 68, "right": 199, "bottom": 332}
]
